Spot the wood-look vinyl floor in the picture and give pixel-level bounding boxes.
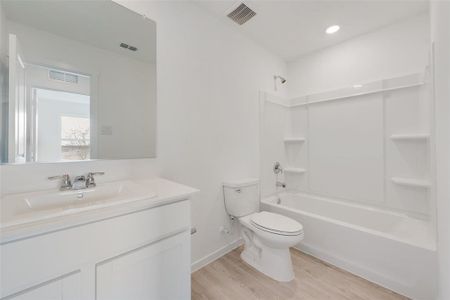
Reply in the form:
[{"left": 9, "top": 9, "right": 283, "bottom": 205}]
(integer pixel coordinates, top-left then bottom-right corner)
[{"left": 191, "top": 247, "right": 409, "bottom": 300}]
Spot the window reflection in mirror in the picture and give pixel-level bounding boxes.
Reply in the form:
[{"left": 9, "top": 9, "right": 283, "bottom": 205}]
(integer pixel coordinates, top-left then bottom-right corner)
[{"left": 35, "top": 87, "right": 90, "bottom": 162}]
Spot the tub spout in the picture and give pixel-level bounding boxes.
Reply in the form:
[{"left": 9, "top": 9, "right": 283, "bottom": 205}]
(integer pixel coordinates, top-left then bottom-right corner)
[{"left": 276, "top": 181, "right": 286, "bottom": 188}]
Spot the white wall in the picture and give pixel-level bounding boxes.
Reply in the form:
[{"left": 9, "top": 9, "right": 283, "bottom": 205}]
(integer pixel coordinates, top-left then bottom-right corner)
[
  {"left": 0, "top": 1, "right": 8, "bottom": 162},
  {"left": 287, "top": 13, "right": 429, "bottom": 97},
  {"left": 431, "top": 2, "right": 450, "bottom": 299},
  {"left": 0, "top": 1, "right": 287, "bottom": 269},
  {"left": 0, "top": 0, "right": 3, "bottom": 213},
  {"left": 6, "top": 20, "right": 156, "bottom": 160},
  {"left": 0, "top": 2, "right": 6, "bottom": 58},
  {"left": 114, "top": 1, "right": 287, "bottom": 266}
]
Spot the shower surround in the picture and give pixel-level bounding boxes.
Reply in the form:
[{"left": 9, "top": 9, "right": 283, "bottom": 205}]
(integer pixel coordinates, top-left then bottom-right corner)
[{"left": 259, "top": 68, "right": 436, "bottom": 299}]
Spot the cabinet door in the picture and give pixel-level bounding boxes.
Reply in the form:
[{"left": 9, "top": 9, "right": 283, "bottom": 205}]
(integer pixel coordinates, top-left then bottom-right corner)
[
  {"left": 3, "top": 272, "right": 81, "bottom": 300},
  {"left": 96, "top": 231, "right": 190, "bottom": 300}
]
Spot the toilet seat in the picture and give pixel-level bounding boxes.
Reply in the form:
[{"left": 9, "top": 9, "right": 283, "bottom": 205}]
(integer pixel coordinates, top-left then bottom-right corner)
[{"left": 250, "top": 211, "right": 303, "bottom": 236}]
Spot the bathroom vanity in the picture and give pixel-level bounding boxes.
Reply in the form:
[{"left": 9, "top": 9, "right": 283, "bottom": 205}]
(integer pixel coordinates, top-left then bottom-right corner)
[{"left": 0, "top": 178, "right": 197, "bottom": 300}]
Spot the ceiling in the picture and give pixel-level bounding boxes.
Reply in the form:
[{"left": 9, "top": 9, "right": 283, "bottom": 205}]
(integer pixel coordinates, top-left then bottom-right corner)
[
  {"left": 196, "top": 0, "right": 428, "bottom": 61},
  {"left": 2, "top": 0, "right": 156, "bottom": 63}
]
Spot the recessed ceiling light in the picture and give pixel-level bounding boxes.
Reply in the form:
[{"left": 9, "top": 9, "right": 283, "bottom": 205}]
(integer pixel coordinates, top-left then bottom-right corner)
[{"left": 326, "top": 25, "right": 340, "bottom": 34}]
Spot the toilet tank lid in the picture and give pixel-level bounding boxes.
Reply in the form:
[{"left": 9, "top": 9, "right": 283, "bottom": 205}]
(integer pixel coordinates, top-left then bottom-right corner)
[{"left": 223, "top": 178, "right": 259, "bottom": 188}]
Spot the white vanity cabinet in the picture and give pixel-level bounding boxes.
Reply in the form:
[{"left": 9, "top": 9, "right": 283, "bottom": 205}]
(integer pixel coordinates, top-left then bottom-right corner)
[{"left": 1, "top": 199, "right": 191, "bottom": 300}]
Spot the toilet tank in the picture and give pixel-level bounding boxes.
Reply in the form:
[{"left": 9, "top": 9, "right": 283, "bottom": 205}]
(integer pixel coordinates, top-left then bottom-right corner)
[{"left": 223, "top": 178, "right": 259, "bottom": 217}]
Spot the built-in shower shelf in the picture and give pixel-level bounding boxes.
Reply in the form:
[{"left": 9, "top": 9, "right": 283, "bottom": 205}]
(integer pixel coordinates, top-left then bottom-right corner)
[
  {"left": 390, "top": 134, "right": 430, "bottom": 141},
  {"left": 284, "top": 137, "right": 306, "bottom": 143},
  {"left": 284, "top": 167, "right": 307, "bottom": 174},
  {"left": 391, "top": 177, "right": 431, "bottom": 188}
]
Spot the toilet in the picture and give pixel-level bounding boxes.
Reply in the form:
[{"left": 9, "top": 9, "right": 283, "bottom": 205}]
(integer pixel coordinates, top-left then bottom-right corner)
[{"left": 223, "top": 178, "right": 304, "bottom": 282}]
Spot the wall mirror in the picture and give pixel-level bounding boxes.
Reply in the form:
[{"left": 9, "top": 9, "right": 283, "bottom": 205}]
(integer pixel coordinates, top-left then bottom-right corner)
[{"left": 0, "top": 0, "right": 156, "bottom": 164}]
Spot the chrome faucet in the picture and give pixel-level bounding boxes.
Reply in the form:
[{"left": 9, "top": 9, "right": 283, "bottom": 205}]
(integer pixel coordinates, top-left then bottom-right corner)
[
  {"left": 48, "top": 172, "right": 105, "bottom": 190},
  {"left": 72, "top": 175, "right": 87, "bottom": 190}
]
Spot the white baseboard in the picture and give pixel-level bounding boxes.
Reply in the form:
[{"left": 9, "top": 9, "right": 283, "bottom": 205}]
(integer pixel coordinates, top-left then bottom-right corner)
[{"left": 191, "top": 238, "right": 243, "bottom": 273}]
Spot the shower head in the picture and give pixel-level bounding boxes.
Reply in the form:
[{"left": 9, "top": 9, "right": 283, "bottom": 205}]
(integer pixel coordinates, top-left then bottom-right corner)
[
  {"left": 273, "top": 75, "right": 287, "bottom": 91},
  {"left": 274, "top": 75, "right": 287, "bottom": 84}
]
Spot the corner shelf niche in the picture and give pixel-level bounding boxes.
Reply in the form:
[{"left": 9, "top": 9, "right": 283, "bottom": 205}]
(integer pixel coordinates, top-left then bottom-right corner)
[
  {"left": 390, "top": 134, "right": 429, "bottom": 141},
  {"left": 284, "top": 167, "right": 307, "bottom": 174},
  {"left": 284, "top": 137, "right": 306, "bottom": 143},
  {"left": 391, "top": 177, "right": 431, "bottom": 188}
]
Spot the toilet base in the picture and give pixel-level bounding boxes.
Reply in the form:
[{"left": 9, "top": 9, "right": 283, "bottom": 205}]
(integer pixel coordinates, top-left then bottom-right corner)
[{"left": 240, "top": 233, "right": 295, "bottom": 282}]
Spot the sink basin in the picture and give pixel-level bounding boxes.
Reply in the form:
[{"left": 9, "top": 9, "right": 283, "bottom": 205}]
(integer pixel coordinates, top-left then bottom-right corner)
[
  {"left": 26, "top": 182, "right": 139, "bottom": 211},
  {"left": 1, "top": 180, "right": 157, "bottom": 228}
]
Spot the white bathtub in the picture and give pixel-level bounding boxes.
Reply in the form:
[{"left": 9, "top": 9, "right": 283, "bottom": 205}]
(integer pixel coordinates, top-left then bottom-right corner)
[{"left": 261, "top": 192, "right": 437, "bottom": 300}]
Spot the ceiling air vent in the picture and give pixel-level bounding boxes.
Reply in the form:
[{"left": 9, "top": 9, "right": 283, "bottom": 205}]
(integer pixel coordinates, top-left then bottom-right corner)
[
  {"left": 120, "top": 42, "right": 138, "bottom": 52},
  {"left": 227, "top": 3, "right": 256, "bottom": 25}
]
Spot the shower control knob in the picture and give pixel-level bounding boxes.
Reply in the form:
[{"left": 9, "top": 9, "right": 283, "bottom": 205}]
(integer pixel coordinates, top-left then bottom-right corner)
[{"left": 273, "top": 162, "right": 283, "bottom": 174}]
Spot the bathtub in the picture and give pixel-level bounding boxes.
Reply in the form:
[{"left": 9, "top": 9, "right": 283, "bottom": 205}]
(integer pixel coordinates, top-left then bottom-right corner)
[{"left": 261, "top": 192, "right": 437, "bottom": 300}]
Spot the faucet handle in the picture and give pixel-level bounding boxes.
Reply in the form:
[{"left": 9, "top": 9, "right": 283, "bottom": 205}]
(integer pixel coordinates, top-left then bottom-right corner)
[
  {"left": 48, "top": 174, "right": 70, "bottom": 181},
  {"left": 86, "top": 172, "right": 105, "bottom": 188},
  {"left": 273, "top": 162, "right": 283, "bottom": 174},
  {"left": 48, "top": 174, "right": 72, "bottom": 190}
]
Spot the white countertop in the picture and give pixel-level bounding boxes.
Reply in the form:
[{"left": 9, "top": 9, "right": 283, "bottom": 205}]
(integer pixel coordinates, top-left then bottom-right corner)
[{"left": 0, "top": 178, "right": 198, "bottom": 244}]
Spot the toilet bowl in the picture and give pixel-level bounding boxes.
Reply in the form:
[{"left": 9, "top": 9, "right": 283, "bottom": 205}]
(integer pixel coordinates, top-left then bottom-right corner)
[
  {"left": 223, "top": 179, "right": 304, "bottom": 282},
  {"left": 239, "top": 211, "right": 304, "bottom": 281}
]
